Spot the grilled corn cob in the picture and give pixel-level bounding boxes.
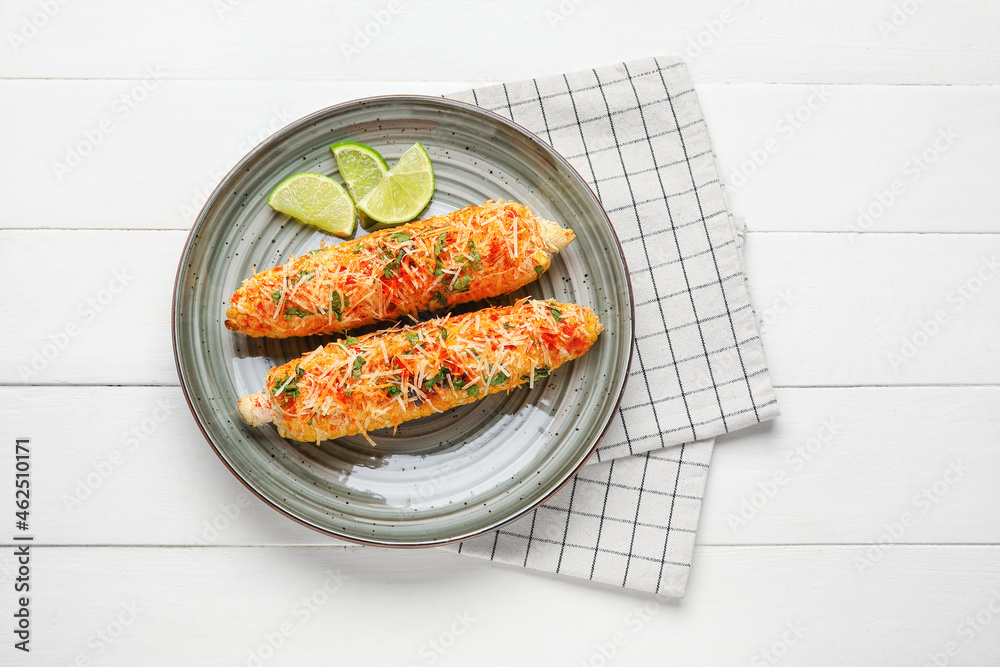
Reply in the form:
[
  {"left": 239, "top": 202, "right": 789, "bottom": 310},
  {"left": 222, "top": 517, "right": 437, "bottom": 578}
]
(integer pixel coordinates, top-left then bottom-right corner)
[
  {"left": 238, "top": 298, "right": 602, "bottom": 443},
  {"left": 225, "top": 200, "right": 575, "bottom": 338}
]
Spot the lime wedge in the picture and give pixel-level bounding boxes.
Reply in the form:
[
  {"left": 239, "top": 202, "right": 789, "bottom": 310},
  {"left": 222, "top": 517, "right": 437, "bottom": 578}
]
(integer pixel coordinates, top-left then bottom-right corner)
[
  {"left": 267, "top": 172, "right": 356, "bottom": 238},
  {"left": 331, "top": 141, "right": 389, "bottom": 203},
  {"left": 357, "top": 143, "right": 434, "bottom": 226}
]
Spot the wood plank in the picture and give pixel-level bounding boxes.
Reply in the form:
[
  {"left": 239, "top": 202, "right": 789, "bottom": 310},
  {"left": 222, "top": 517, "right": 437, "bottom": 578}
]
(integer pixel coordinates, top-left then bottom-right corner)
[
  {"left": 703, "top": 387, "right": 1000, "bottom": 545},
  {"left": 0, "top": 545, "right": 997, "bottom": 665},
  {"left": 2, "top": 230, "right": 998, "bottom": 386},
  {"left": 699, "top": 84, "right": 1000, "bottom": 234},
  {"left": 1, "top": 386, "right": 995, "bottom": 547},
  {"left": 1, "top": 0, "right": 997, "bottom": 84},
  {"left": 1, "top": 80, "right": 997, "bottom": 232},
  {"left": 0, "top": 79, "right": 459, "bottom": 231}
]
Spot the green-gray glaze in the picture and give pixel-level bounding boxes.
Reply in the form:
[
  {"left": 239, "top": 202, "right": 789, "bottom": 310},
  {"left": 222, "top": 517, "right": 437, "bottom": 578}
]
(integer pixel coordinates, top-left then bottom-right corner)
[{"left": 172, "top": 96, "right": 633, "bottom": 546}]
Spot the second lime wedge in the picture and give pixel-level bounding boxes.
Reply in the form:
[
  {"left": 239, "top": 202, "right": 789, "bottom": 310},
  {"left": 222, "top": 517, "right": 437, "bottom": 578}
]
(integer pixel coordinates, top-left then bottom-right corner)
[
  {"left": 357, "top": 143, "right": 434, "bottom": 226},
  {"left": 267, "top": 172, "right": 356, "bottom": 238},
  {"left": 331, "top": 141, "right": 389, "bottom": 203}
]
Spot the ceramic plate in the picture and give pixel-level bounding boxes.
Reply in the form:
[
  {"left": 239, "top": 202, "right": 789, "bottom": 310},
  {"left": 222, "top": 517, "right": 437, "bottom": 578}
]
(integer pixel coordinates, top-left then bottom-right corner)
[{"left": 173, "top": 95, "right": 633, "bottom": 546}]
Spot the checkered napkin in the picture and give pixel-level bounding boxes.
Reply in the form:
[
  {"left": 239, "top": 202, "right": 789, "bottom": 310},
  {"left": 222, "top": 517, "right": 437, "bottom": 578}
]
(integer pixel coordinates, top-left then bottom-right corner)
[{"left": 440, "top": 56, "right": 779, "bottom": 597}]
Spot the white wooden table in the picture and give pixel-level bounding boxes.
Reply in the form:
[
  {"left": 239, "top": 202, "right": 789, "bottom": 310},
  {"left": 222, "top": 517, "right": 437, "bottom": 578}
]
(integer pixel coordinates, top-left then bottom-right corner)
[{"left": 2, "top": 2, "right": 999, "bottom": 664}]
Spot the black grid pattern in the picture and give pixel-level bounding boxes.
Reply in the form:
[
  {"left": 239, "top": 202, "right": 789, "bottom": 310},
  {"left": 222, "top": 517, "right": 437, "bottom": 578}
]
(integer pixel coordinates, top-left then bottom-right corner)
[{"left": 442, "top": 57, "right": 779, "bottom": 597}]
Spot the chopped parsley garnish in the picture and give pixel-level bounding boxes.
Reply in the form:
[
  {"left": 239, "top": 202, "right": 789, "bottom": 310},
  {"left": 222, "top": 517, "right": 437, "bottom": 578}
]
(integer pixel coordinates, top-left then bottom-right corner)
[
  {"left": 548, "top": 306, "right": 562, "bottom": 322},
  {"left": 352, "top": 245, "right": 363, "bottom": 254},
  {"left": 432, "top": 290, "right": 448, "bottom": 306},
  {"left": 385, "top": 385, "right": 402, "bottom": 398},
  {"left": 330, "top": 291, "right": 348, "bottom": 321},
  {"left": 432, "top": 232, "right": 448, "bottom": 276},
  {"left": 453, "top": 378, "right": 466, "bottom": 389},
  {"left": 389, "top": 232, "right": 411, "bottom": 243},
  {"left": 422, "top": 367, "right": 448, "bottom": 392},
  {"left": 345, "top": 336, "right": 359, "bottom": 345},
  {"left": 271, "top": 367, "right": 304, "bottom": 398},
  {"left": 522, "top": 366, "right": 551, "bottom": 381},
  {"left": 438, "top": 326, "right": 448, "bottom": 341},
  {"left": 465, "top": 239, "right": 482, "bottom": 272},
  {"left": 448, "top": 274, "right": 473, "bottom": 293},
  {"left": 271, "top": 290, "right": 282, "bottom": 303},
  {"left": 490, "top": 372, "right": 509, "bottom": 387},
  {"left": 405, "top": 332, "right": 420, "bottom": 349},
  {"left": 284, "top": 307, "right": 312, "bottom": 318},
  {"left": 466, "top": 385, "right": 480, "bottom": 397},
  {"left": 298, "top": 269, "right": 314, "bottom": 279},
  {"left": 503, "top": 322, "right": 513, "bottom": 330},
  {"left": 383, "top": 248, "right": 405, "bottom": 278},
  {"left": 534, "top": 265, "right": 544, "bottom": 276},
  {"left": 351, "top": 357, "right": 365, "bottom": 378},
  {"left": 308, "top": 248, "right": 323, "bottom": 255}
]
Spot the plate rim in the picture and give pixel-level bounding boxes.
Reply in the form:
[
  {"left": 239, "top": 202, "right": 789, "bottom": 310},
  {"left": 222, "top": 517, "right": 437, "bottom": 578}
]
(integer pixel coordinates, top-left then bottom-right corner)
[{"left": 171, "top": 93, "right": 636, "bottom": 547}]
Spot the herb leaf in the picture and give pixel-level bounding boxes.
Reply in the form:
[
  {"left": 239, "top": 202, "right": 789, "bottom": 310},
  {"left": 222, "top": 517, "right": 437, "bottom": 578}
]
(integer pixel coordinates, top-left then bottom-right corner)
[
  {"left": 384, "top": 249, "right": 405, "bottom": 278},
  {"left": 271, "top": 290, "right": 283, "bottom": 303},
  {"left": 448, "top": 274, "right": 473, "bottom": 293},
  {"left": 284, "top": 307, "right": 312, "bottom": 318},
  {"left": 352, "top": 356, "right": 366, "bottom": 378},
  {"left": 385, "top": 385, "right": 402, "bottom": 398},
  {"left": 390, "top": 232, "right": 412, "bottom": 243},
  {"left": 490, "top": 371, "right": 510, "bottom": 387},
  {"left": 465, "top": 239, "right": 482, "bottom": 272},
  {"left": 345, "top": 336, "right": 359, "bottom": 345},
  {"left": 423, "top": 367, "right": 447, "bottom": 392},
  {"left": 467, "top": 385, "right": 480, "bottom": 397},
  {"left": 330, "top": 291, "right": 347, "bottom": 321},
  {"left": 548, "top": 306, "right": 562, "bottom": 322}
]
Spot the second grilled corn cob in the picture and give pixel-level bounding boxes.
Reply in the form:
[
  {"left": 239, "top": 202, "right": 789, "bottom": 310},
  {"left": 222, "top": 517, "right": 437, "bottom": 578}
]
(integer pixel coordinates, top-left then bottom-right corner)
[{"left": 238, "top": 298, "right": 602, "bottom": 443}]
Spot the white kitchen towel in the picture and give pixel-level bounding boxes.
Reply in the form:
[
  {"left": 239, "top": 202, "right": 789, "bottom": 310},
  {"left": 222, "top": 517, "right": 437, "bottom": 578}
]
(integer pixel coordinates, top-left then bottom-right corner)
[{"left": 441, "top": 56, "right": 779, "bottom": 597}]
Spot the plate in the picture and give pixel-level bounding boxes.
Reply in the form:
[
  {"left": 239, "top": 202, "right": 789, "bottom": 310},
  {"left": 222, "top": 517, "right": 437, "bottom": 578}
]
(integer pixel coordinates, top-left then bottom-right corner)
[{"left": 172, "top": 95, "right": 633, "bottom": 546}]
